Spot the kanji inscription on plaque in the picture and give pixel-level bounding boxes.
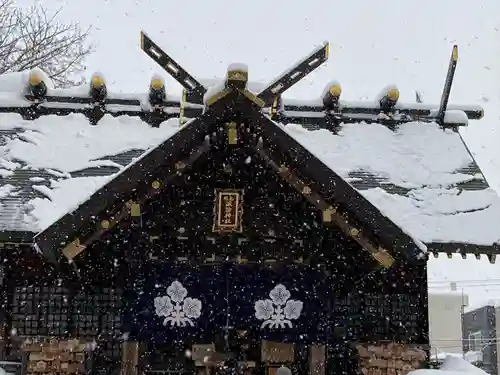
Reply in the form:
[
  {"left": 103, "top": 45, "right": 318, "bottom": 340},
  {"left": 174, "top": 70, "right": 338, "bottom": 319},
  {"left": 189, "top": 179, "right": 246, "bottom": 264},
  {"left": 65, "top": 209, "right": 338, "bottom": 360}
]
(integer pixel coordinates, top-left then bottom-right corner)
[{"left": 213, "top": 189, "right": 243, "bottom": 232}]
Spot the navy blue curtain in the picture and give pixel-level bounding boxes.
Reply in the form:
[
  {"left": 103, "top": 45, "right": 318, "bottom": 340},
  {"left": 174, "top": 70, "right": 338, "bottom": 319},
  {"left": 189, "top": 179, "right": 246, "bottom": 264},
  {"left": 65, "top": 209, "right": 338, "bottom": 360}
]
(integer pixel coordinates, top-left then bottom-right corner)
[
  {"left": 124, "top": 263, "right": 226, "bottom": 345},
  {"left": 123, "top": 263, "right": 328, "bottom": 345},
  {"left": 228, "top": 264, "right": 328, "bottom": 343}
]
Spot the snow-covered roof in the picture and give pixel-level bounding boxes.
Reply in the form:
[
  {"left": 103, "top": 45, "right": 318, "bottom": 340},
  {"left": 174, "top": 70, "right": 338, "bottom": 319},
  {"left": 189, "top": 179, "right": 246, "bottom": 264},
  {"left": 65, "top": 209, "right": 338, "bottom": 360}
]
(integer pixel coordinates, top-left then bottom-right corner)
[
  {"left": 0, "top": 71, "right": 499, "bottom": 249},
  {"left": 282, "top": 123, "right": 500, "bottom": 246},
  {"left": 0, "top": 112, "right": 179, "bottom": 231}
]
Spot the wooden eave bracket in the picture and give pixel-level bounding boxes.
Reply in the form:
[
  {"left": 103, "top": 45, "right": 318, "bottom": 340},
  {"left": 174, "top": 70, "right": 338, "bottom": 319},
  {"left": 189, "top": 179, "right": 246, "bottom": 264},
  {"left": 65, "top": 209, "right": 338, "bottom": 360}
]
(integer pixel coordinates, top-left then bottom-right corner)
[{"left": 428, "top": 242, "right": 500, "bottom": 264}]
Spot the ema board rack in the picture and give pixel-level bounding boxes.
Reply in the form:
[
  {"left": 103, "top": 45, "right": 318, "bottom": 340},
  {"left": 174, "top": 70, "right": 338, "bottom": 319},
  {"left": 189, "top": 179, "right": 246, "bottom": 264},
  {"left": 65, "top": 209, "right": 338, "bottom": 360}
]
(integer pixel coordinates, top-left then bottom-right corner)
[
  {"left": 21, "top": 338, "right": 93, "bottom": 375},
  {"left": 0, "top": 31, "right": 483, "bottom": 129},
  {"left": 356, "top": 342, "right": 427, "bottom": 375}
]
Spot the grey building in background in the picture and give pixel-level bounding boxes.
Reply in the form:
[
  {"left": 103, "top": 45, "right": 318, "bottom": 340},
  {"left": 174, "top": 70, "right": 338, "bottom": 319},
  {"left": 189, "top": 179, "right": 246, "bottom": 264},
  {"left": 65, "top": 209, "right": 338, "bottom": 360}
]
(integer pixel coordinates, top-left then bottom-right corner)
[{"left": 462, "top": 305, "right": 498, "bottom": 375}]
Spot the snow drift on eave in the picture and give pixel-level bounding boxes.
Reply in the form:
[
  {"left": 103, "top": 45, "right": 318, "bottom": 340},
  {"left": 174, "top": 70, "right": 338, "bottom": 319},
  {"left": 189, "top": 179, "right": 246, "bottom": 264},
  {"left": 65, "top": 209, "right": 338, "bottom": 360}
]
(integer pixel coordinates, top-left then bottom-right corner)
[
  {"left": 0, "top": 70, "right": 180, "bottom": 231},
  {"left": 0, "top": 111, "right": 179, "bottom": 231},
  {"left": 281, "top": 122, "right": 500, "bottom": 246}
]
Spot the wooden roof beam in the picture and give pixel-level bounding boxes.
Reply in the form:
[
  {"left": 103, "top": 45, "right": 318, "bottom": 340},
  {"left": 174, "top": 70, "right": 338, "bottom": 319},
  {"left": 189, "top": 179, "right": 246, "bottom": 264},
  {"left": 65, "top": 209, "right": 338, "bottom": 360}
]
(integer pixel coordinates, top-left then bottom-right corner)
[
  {"left": 257, "top": 42, "right": 329, "bottom": 107},
  {"left": 140, "top": 31, "right": 206, "bottom": 104},
  {"left": 59, "top": 137, "right": 211, "bottom": 263},
  {"left": 253, "top": 136, "right": 394, "bottom": 269}
]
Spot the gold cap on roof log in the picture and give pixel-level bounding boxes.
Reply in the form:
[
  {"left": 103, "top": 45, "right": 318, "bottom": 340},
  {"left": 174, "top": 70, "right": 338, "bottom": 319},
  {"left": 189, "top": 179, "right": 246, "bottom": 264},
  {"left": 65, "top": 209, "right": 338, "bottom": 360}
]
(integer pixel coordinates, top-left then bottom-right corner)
[
  {"left": 27, "top": 69, "right": 47, "bottom": 99},
  {"left": 89, "top": 72, "right": 107, "bottom": 102},
  {"left": 379, "top": 85, "right": 399, "bottom": 111},
  {"left": 149, "top": 75, "right": 166, "bottom": 106},
  {"left": 225, "top": 63, "right": 248, "bottom": 90},
  {"left": 150, "top": 75, "right": 164, "bottom": 90},
  {"left": 90, "top": 73, "right": 105, "bottom": 89},
  {"left": 28, "top": 70, "right": 44, "bottom": 86},
  {"left": 322, "top": 81, "right": 342, "bottom": 109}
]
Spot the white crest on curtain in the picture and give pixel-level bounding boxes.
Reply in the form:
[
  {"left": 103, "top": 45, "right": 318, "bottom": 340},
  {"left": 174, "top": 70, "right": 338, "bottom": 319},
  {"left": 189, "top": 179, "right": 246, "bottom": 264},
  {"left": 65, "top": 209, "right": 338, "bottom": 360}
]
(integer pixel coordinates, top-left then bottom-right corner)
[
  {"left": 154, "top": 280, "right": 202, "bottom": 327},
  {"left": 254, "top": 284, "right": 303, "bottom": 328}
]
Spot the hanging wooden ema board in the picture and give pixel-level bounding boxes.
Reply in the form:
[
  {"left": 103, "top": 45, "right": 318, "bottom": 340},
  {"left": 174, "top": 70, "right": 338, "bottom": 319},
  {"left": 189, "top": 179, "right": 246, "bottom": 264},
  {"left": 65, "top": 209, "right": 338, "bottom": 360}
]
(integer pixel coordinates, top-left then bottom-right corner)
[
  {"left": 22, "top": 338, "right": 91, "bottom": 375},
  {"left": 213, "top": 189, "right": 244, "bottom": 233}
]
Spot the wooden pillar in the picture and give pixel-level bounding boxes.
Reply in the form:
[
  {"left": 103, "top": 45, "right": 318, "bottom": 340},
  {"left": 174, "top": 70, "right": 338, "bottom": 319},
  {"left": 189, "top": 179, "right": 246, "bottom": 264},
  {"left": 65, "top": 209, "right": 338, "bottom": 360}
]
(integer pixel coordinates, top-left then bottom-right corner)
[
  {"left": 261, "top": 341, "right": 295, "bottom": 375},
  {"left": 66, "top": 282, "right": 77, "bottom": 339},
  {"left": 2, "top": 264, "right": 14, "bottom": 359},
  {"left": 121, "top": 340, "right": 139, "bottom": 375},
  {"left": 309, "top": 345, "right": 326, "bottom": 375}
]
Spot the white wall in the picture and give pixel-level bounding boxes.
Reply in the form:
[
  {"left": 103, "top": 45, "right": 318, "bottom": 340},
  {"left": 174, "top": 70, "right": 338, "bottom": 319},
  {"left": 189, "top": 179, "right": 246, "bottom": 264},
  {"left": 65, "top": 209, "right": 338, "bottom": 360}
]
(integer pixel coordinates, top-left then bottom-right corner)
[{"left": 429, "top": 292, "right": 469, "bottom": 357}]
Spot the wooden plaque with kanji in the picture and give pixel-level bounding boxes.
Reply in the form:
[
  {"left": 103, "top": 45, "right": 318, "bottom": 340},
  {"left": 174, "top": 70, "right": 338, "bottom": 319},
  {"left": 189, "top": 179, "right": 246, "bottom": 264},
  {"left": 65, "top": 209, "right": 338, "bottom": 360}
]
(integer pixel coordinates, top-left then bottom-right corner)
[{"left": 213, "top": 189, "right": 244, "bottom": 233}]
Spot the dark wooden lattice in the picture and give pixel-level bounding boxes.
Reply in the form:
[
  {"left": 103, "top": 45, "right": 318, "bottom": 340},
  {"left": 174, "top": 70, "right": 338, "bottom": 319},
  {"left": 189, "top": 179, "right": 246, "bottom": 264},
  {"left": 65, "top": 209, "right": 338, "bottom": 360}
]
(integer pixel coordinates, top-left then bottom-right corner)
[
  {"left": 12, "top": 284, "right": 69, "bottom": 337},
  {"left": 12, "top": 283, "right": 122, "bottom": 342},
  {"left": 332, "top": 294, "right": 425, "bottom": 343},
  {"left": 71, "top": 287, "right": 123, "bottom": 342}
]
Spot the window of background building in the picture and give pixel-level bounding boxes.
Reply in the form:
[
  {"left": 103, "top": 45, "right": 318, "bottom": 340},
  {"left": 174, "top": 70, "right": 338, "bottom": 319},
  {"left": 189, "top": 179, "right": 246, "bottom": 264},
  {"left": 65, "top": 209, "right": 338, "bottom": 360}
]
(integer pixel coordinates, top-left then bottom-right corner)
[{"left": 468, "top": 331, "right": 482, "bottom": 352}]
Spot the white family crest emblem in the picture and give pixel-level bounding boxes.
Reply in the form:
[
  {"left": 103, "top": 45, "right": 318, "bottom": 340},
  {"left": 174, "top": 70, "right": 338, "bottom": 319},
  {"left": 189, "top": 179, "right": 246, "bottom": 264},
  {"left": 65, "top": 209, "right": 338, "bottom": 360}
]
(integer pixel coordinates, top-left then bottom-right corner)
[
  {"left": 254, "top": 284, "right": 303, "bottom": 328},
  {"left": 154, "top": 280, "right": 202, "bottom": 327}
]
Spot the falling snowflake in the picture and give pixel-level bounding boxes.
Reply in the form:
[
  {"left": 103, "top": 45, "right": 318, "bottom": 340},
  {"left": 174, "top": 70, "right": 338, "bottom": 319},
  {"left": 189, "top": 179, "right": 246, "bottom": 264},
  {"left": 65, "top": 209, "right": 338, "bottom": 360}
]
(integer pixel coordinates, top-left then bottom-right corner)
[
  {"left": 254, "top": 284, "right": 303, "bottom": 328},
  {"left": 154, "top": 280, "right": 202, "bottom": 327}
]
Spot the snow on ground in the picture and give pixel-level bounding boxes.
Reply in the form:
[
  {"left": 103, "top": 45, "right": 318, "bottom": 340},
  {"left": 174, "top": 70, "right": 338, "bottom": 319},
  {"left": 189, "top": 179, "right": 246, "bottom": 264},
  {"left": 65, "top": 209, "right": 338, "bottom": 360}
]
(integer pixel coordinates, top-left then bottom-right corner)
[
  {"left": 431, "top": 351, "right": 483, "bottom": 364},
  {"left": 412, "top": 356, "right": 489, "bottom": 375}
]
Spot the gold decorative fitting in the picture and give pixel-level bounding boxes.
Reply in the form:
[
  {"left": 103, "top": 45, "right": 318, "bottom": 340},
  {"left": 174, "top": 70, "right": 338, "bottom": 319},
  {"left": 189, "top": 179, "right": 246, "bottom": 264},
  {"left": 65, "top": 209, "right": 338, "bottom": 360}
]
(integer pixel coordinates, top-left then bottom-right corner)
[
  {"left": 236, "top": 256, "right": 248, "bottom": 263},
  {"left": 278, "top": 165, "right": 289, "bottom": 173},
  {"left": 227, "top": 122, "right": 238, "bottom": 145},
  {"left": 329, "top": 83, "right": 342, "bottom": 97},
  {"left": 130, "top": 202, "right": 141, "bottom": 217},
  {"left": 62, "top": 238, "right": 86, "bottom": 261},
  {"left": 322, "top": 206, "right": 335, "bottom": 222},
  {"left": 302, "top": 186, "right": 312, "bottom": 195},
  {"left": 206, "top": 87, "right": 231, "bottom": 106},
  {"left": 372, "top": 248, "right": 395, "bottom": 268},
  {"left": 151, "top": 180, "right": 160, "bottom": 189},
  {"left": 270, "top": 96, "right": 280, "bottom": 118},
  {"left": 350, "top": 228, "right": 360, "bottom": 236},
  {"left": 387, "top": 88, "right": 399, "bottom": 102},
  {"left": 241, "top": 89, "right": 265, "bottom": 107},
  {"left": 452, "top": 45, "right": 458, "bottom": 62},
  {"left": 28, "top": 70, "right": 43, "bottom": 85},
  {"left": 179, "top": 89, "right": 187, "bottom": 126},
  {"left": 150, "top": 77, "right": 164, "bottom": 89},
  {"left": 101, "top": 220, "right": 110, "bottom": 229},
  {"left": 175, "top": 161, "right": 186, "bottom": 170},
  {"left": 90, "top": 74, "right": 105, "bottom": 89},
  {"left": 227, "top": 69, "right": 248, "bottom": 82}
]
